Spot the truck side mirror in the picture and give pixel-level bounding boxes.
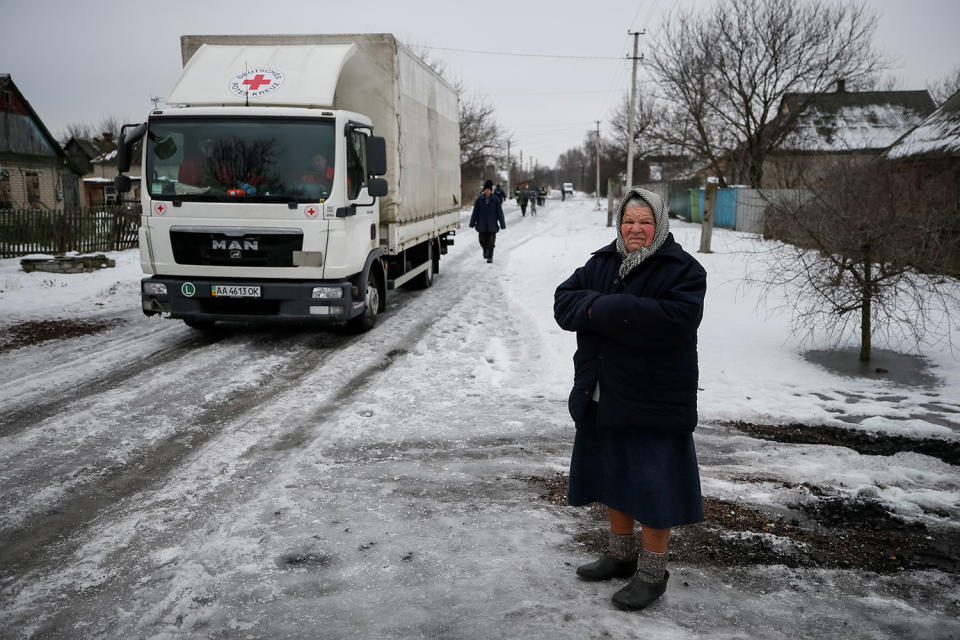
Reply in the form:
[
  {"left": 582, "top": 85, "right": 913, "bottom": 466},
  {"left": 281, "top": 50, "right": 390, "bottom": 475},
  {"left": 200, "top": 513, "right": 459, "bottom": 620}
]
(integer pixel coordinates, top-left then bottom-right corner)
[
  {"left": 367, "top": 178, "right": 387, "bottom": 198},
  {"left": 115, "top": 174, "right": 132, "bottom": 194},
  {"left": 366, "top": 136, "right": 386, "bottom": 176},
  {"left": 116, "top": 122, "right": 146, "bottom": 172}
]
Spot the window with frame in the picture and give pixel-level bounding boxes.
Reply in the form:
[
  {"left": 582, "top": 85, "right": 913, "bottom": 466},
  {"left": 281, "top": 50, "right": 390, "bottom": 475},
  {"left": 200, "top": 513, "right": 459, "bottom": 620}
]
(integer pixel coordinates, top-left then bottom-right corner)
[
  {"left": 25, "top": 171, "right": 40, "bottom": 206},
  {"left": 346, "top": 131, "right": 368, "bottom": 201},
  {"left": 0, "top": 170, "right": 11, "bottom": 208}
]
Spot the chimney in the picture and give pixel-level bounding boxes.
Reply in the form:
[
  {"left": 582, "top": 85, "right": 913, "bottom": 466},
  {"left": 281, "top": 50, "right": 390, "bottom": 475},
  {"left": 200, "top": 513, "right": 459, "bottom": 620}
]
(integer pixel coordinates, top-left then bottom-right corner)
[
  {"left": 836, "top": 79, "right": 846, "bottom": 93},
  {"left": 102, "top": 132, "right": 113, "bottom": 143}
]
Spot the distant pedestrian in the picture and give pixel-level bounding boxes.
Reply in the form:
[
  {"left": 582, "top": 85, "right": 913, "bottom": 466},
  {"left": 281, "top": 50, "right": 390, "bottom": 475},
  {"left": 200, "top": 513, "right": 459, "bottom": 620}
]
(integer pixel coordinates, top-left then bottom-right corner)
[
  {"left": 529, "top": 188, "right": 537, "bottom": 216},
  {"left": 517, "top": 188, "right": 529, "bottom": 216},
  {"left": 554, "top": 187, "right": 707, "bottom": 611},
  {"left": 469, "top": 179, "right": 506, "bottom": 263},
  {"left": 494, "top": 184, "right": 507, "bottom": 204}
]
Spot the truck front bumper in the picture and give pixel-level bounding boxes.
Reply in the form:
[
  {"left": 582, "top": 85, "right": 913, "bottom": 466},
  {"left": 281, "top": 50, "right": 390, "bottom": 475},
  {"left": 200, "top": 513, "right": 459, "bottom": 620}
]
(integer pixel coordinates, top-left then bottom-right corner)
[{"left": 142, "top": 276, "right": 363, "bottom": 323}]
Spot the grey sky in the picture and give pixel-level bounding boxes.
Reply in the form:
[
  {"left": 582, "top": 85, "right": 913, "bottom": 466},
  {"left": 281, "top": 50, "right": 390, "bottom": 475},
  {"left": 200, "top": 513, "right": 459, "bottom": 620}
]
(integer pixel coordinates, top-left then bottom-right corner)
[{"left": 2, "top": 0, "right": 958, "bottom": 170}]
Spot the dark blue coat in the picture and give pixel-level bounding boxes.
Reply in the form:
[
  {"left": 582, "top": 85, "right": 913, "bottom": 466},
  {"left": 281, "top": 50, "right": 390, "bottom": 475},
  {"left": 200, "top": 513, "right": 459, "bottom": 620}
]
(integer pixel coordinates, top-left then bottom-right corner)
[
  {"left": 469, "top": 194, "right": 506, "bottom": 233},
  {"left": 554, "top": 234, "right": 706, "bottom": 528}
]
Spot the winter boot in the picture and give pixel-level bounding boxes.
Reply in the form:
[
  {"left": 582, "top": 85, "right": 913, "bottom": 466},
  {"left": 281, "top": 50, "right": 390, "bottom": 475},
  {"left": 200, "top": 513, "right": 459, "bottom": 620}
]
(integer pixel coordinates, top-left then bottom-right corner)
[
  {"left": 576, "top": 533, "right": 637, "bottom": 581},
  {"left": 611, "top": 547, "right": 669, "bottom": 611}
]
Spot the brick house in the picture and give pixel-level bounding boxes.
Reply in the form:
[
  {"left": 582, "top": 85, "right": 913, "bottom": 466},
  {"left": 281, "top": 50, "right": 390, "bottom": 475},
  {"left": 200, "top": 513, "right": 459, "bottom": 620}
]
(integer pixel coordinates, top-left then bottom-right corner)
[{"left": 0, "top": 74, "right": 82, "bottom": 209}]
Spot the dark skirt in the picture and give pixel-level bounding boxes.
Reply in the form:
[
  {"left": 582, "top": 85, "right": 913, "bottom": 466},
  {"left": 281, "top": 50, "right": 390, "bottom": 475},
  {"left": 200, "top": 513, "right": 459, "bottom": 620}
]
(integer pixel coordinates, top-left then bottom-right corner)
[{"left": 568, "top": 404, "right": 703, "bottom": 529}]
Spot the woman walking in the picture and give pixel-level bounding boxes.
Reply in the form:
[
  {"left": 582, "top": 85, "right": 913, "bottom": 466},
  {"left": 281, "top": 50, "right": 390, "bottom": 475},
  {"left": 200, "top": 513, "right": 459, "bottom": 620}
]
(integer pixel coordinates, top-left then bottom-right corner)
[{"left": 553, "top": 186, "right": 706, "bottom": 610}]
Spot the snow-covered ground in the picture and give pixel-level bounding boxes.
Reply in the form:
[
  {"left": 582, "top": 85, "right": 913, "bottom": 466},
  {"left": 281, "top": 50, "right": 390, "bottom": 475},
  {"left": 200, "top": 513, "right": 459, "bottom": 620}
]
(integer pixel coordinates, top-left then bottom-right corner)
[{"left": 0, "top": 195, "right": 957, "bottom": 638}]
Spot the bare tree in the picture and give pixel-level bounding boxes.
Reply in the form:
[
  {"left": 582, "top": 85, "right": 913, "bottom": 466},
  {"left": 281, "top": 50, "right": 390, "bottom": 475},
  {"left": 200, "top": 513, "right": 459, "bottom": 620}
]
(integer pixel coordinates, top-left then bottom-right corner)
[
  {"left": 58, "top": 115, "right": 124, "bottom": 146},
  {"left": 459, "top": 96, "right": 509, "bottom": 175},
  {"left": 927, "top": 64, "right": 960, "bottom": 106},
  {"left": 96, "top": 115, "right": 122, "bottom": 141},
  {"left": 751, "top": 157, "right": 960, "bottom": 362},
  {"left": 649, "top": 0, "right": 887, "bottom": 187},
  {"left": 58, "top": 122, "right": 94, "bottom": 146},
  {"left": 606, "top": 91, "right": 663, "bottom": 176}
]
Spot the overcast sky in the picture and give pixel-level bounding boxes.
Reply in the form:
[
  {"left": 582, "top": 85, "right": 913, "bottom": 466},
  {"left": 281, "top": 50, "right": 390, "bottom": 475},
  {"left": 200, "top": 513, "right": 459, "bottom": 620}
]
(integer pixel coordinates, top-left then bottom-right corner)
[{"left": 3, "top": 0, "right": 958, "bottom": 171}]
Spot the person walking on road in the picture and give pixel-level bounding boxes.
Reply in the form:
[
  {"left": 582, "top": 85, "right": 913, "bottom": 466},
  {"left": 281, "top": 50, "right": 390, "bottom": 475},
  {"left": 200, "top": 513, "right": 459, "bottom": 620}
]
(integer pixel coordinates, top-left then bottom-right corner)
[
  {"left": 553, "top": 186, "right": 707, "bottom": 611},
  {"left": 469, "top": 179, "right": 506, "bottom": 263}
]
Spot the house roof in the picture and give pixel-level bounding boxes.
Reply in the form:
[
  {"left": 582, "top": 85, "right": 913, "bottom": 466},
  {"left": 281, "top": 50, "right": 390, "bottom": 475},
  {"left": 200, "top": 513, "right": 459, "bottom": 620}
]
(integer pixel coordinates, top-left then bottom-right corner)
[
  {"left": 776, "top": 89, "right": 936, "bottom": 153},
  {"left": 67, "top": 137, "right": 115, "bottom": 161},
  {"left": 884, "top": 88, "right": 960, "bottom": 160},
  {"left": 0, "top": 73, "right": 70, "bottom": 165}
]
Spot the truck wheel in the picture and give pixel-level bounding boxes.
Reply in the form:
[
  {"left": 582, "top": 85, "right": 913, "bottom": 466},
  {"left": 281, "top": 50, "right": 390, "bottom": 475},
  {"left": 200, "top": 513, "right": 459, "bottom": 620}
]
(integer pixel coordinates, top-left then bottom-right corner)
[
  {"left": 348, "top": 272, "right": 380, "bottom": 333},
  {"left": 405, "top": 242, "right": 434, "bottom": 290}
]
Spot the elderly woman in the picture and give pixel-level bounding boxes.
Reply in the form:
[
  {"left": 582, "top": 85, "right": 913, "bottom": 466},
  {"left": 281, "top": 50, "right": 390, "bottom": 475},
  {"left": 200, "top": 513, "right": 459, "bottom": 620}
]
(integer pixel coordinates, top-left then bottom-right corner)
[{"left": 553, "top": 186, "right": 706, "bottom": 610}]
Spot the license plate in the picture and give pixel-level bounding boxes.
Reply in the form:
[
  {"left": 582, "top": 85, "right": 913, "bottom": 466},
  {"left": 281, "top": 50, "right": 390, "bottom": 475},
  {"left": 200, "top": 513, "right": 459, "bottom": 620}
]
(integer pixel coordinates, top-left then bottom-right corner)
[{"left": 211, "top": 285, "right": 261, "bottom": 298}]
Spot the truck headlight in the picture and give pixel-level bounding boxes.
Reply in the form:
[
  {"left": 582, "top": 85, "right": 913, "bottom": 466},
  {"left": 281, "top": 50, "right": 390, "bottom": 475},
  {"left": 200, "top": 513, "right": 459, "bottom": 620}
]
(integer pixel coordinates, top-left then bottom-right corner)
[
  {"left": 312, "top": 286, "right": 342, "bottom": 299},
  {"left": 143, "top": 282, "right": 167, "bottom": 295}
]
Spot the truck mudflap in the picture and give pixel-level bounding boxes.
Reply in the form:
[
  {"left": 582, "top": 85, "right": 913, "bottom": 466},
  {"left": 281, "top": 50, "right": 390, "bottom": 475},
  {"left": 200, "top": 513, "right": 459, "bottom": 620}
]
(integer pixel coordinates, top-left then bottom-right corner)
[{"left": 141, "top": 276, "right": 363, "bottom": 323}]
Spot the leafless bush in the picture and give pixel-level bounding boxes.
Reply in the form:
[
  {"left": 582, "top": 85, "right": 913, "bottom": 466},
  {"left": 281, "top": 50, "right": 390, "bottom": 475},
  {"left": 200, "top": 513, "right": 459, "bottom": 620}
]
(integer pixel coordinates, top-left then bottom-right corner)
[{"left": 749, "top": 157, "right": 960, "bottom": 361}]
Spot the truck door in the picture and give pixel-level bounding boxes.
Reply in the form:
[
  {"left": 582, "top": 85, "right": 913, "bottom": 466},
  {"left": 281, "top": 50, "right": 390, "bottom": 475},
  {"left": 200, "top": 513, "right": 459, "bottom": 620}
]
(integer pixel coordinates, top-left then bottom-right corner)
[{"left": 345, "top": 128, "right": 377, "bottom": 252}]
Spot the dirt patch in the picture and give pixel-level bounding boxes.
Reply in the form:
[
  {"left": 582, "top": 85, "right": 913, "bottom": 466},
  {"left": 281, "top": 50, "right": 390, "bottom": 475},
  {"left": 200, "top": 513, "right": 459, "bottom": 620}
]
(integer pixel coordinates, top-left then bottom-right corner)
[
  {"left": 0, "top": 319, "right": 116, "bottom": 353},
  {"left": 529, "top": 474, "right": 959, "bottom": 574},
  {"left": 723, "top": 420, "right": 960, "bottom": 466}
]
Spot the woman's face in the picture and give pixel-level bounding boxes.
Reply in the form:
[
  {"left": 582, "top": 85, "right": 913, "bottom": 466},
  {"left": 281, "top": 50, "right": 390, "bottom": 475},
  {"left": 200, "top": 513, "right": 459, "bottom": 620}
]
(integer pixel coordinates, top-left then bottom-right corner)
[{"left": 621, "top": 205, "right": 656, "bottom": 252}]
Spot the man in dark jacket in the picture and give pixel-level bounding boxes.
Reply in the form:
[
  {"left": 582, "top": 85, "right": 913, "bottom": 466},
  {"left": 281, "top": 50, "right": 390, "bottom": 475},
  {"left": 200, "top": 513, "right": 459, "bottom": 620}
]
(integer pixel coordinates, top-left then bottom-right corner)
[
  {"left": 554, "top": 186, "right": 706, "bottom": 611},
  {"left": 469, "top": 179, "right": 506, "bottom": 263},
  {"left": 493, "top": 184, "right": 507, "bottom": 204}
]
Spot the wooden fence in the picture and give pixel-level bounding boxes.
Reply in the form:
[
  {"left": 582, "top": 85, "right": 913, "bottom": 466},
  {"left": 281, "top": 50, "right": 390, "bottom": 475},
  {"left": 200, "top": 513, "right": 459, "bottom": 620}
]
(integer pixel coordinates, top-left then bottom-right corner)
[{"left": 0, "top": 205, "right": 141, "bottom": 258}]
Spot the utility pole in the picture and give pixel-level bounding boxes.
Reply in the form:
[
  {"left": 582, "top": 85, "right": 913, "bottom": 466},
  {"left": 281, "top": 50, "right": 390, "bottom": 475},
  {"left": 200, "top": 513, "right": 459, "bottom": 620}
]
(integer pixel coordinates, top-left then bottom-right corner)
[
  {"left": 625, "top": 29, "right": 645, "bottom": 190},
  {"left": 505, "top": 142, "right": 510, "bottom": 192},
  {"left": 519, "top": 149, "right": 523, "bottom": 181},
  {"left": 595, "top": 120, "right": 601, "bottom": 210}
]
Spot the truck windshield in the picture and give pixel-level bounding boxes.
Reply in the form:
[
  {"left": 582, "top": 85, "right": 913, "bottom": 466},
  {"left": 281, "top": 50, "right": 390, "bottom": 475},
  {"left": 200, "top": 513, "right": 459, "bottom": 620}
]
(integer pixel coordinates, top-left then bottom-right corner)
[{"left": 145, "top": 118, "right": 336, "bottom": 203}]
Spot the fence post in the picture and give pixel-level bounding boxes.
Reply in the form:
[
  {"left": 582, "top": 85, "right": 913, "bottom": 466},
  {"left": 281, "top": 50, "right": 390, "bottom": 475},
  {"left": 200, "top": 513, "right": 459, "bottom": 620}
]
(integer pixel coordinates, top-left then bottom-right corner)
[{"left": 699, "top": 179, "right": 718, "bottom": 254}]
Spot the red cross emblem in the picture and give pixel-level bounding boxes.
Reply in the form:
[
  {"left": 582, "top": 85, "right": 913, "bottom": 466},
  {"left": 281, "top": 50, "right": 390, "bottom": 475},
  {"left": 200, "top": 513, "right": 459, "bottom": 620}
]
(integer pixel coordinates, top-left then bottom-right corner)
[
  {"left": 243, "top": 74, "right": 272, "bottom": 91},
  {"left": 304, "top": 206, "right": 319, "bottom": 219},
  {"left": 153, "top": 202, "right": 167, "bottom": 216}
]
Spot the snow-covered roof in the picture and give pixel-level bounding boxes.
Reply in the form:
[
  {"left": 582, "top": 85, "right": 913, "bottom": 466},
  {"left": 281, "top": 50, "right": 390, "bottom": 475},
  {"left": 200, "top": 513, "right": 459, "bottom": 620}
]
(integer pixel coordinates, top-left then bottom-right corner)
[
  {"left": 776, "top": 90, "right": 936, "bottom": 153},
  {"left": 884, "top": 89, "right": 960, "bottom": 159}
]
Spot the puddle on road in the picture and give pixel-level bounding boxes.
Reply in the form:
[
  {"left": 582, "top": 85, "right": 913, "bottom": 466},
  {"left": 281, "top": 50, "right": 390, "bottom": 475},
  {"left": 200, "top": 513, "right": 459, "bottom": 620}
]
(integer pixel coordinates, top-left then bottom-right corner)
[
  {"left": 529, "top": 473, "right": 959, "bottom": 574},
  {"left": 804, "top": 348, "right": 941, "bottom": 388}
]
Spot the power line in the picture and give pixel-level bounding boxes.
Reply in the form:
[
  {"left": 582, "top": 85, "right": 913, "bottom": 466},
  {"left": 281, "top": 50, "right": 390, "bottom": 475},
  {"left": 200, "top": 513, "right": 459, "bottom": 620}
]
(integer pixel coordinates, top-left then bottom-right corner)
[{"left": 427, "top": 45, "right": 623, "bottom": 60}]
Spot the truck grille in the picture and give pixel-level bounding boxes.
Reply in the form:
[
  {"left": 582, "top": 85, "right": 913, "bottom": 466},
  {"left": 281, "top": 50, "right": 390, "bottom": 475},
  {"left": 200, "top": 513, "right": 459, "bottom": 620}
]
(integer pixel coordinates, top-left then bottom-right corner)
[{"left": 170, "top": 227, "right": 304, "bottom": 267}]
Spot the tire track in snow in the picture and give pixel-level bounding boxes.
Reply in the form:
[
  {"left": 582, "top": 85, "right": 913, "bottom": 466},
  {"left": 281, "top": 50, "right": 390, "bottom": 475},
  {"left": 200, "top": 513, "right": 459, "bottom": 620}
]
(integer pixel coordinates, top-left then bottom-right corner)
[{"left": 0, "top": 279, "right": 438, "bottom": 581}]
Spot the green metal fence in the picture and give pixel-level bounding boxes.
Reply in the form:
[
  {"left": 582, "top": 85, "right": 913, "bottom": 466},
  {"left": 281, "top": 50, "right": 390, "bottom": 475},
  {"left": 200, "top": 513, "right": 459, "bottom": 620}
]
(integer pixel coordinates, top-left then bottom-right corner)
[{"left": 0, "top": 205, "right": 141, "bottom": 258}]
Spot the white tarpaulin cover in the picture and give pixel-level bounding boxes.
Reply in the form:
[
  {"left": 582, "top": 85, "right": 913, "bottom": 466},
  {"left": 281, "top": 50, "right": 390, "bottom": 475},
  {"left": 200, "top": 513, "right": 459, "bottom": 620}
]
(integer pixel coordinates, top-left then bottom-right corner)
[{"left": 166, "top": 44, "right": 355, "bottom": 107}]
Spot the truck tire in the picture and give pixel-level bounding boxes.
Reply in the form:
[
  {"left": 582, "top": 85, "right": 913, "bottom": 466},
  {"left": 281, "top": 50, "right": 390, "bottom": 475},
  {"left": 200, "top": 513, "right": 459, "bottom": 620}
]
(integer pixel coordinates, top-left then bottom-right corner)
[
  {"left": 405, "top": 241, "right": 433, "bottom": 290},
  {"left": 348, "top": 271, "right": 380, "bottom": 333}
]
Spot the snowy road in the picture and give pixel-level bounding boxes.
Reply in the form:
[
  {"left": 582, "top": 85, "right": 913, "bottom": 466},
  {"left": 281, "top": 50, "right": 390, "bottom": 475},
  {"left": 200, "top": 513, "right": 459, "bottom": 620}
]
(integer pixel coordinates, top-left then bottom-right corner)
[{"left": 1, "top": 196, "right": 958, "bottom": 639}]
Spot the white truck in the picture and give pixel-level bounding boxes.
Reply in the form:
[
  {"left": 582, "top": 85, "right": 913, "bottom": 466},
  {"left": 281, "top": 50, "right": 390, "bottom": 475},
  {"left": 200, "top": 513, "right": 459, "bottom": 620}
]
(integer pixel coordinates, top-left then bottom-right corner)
[{"left": 115, "top": 34, "right": 461, "bottom": 331}]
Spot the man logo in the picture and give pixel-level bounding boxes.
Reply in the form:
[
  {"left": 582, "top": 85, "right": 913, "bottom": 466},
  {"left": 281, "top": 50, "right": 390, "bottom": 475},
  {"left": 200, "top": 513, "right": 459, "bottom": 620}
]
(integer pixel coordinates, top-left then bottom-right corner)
[{"left": 212, "top": 239, "right": 259, "bottom": 251}]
